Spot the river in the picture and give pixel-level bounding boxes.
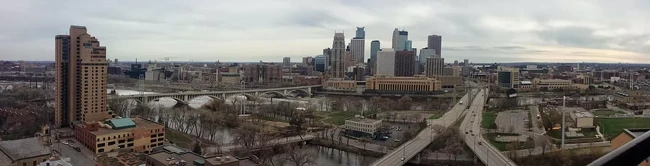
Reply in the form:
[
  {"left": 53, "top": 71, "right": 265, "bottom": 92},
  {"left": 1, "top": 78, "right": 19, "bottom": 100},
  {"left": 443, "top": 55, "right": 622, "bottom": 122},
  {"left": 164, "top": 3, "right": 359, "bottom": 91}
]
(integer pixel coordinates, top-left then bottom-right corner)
[{"left": 111, "top": 89, "right": 376, "bottom": 165}]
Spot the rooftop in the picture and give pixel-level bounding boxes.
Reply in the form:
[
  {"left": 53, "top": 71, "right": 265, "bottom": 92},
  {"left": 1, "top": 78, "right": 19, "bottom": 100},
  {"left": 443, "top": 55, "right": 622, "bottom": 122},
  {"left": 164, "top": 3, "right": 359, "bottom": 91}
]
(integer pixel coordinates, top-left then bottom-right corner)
[
  {"left": 106, "top": 118, "right": 136, "bottom": 130},
  {"left": 84, "top": 118, "right": 164, "bottom": 136},
  {"left": 347, "top": 117, "right": 382, "bottom": 124},
  {"left": 574, "top": 112, "right": 595, "bottom": 118},
  {"left": 0, "top": 137, "right": 51, "bottom": 162}
]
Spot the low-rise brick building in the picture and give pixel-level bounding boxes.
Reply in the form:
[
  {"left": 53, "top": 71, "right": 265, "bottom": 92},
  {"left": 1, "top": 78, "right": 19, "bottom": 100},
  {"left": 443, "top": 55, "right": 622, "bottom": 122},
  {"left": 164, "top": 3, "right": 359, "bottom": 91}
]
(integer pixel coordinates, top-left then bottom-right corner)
[{"left": 74, "top": 118, "right": 165, "bottom": 154}]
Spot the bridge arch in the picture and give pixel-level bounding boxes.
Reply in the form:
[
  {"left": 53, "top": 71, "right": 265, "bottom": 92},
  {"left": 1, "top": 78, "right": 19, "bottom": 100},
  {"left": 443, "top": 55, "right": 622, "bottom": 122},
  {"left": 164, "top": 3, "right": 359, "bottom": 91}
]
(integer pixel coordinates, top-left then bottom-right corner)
[
  {"left": 133, "top": 96, "right": 187, "bottom": 106},
  {"left": 287, "top": 89, "right": 309, "bottom": 95},
  {"left": 260, "top": 91, "right": 284, "bottom": 98},
  {"left": 223, "top": 93, "right": 256, "bottom": 100}
]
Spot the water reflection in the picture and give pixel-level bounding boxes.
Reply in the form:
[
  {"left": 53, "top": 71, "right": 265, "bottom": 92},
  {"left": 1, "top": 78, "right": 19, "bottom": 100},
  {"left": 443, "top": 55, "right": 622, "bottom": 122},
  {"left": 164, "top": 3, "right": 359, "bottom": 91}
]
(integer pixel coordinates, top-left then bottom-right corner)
[{"left": 274, "top": 145, "right": 376, "bottom": 166}]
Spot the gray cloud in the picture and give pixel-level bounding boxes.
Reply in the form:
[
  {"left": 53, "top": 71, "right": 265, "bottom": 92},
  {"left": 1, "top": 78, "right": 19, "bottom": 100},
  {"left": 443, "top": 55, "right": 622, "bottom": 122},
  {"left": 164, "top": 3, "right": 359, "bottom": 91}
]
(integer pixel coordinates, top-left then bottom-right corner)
[{"left": 0, "top": 0, "right": 648, "bottom": 63}]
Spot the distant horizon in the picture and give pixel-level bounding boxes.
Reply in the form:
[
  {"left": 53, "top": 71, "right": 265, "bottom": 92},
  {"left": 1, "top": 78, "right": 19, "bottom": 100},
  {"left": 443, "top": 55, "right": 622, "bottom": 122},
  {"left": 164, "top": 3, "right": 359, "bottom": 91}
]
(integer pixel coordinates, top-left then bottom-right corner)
[{"left": 6, "top": 60, "right": 650, "bottom": 65}]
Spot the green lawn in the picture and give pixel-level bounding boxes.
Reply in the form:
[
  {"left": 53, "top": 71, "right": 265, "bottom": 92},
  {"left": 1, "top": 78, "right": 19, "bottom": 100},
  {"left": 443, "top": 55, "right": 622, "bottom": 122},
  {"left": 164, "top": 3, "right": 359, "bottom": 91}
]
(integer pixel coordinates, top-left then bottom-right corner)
[
  {"left": 481, "top": 111, "right": 497, "bottom": 128},
  {"left": 165, "top": 129, "right": 194, "bottom": 148},
  {"left": 484, "top": 133, "right": 534, "bottom": 151},
  {"left": 323, "top": 111, "right": 362, "bottom": 125},
  {"left": 428, "top": 113, "right": 443, "bottom": 119},
  {"left": 592, "top": 110, "right": 624, "bottom": 117},
  {"left": 598, "top": 118, "right": 650, "bottom": 140}
]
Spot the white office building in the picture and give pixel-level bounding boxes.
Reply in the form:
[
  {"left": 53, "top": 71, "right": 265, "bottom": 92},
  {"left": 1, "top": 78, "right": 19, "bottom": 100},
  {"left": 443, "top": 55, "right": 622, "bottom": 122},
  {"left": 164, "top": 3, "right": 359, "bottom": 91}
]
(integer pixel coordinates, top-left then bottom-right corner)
[{"left": 376, "top": 48, "right": 395, "bottom": 76}]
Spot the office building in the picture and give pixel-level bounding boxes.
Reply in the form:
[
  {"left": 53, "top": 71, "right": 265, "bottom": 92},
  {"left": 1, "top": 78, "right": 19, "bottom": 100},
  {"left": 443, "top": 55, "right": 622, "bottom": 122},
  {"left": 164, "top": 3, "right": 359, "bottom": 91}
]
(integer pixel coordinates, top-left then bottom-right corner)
[
  {"left": 345, "top": 118, "right": 382, "bottom": 136},
  {"left": 356, "top": 27, "right": 365, "bottom": 39},
  {"left": 376, "top": 48, "right": 396, "bottom": 76},
  {"left": 370, "top": 40, "right": 380, "bottom": 75},
  {"left": 283, "top": 57, "right": 291, "bottom": 67},
  {"left": 425, "top": 57, "right": 444, "bottom": 77},
  {"left": 344, "top": 46, "right": 355, "bottom": 69},
  {"left": 395, "top": 50, "right": 415, "bottom": 77},
  {"left": 351, "top": 37, "right": 365, "bottom": 64},
  {"left": 74, "top": 118, "right": 165, "bottom": 154},
  {"left": 391, "top": 28, "right": 399, "bottom": 49},
  {"left": 314, "top": 55, "right": 326, "bottom": 72},
  {"left": 323, "top": 48, "right": 331, "bottom": 72},
  {"left": 396, "top": 30, "right": 408, "bottom": 51},
  {"left": 532, "top": 78, "right": 575, "bottom": 90},
  {"left": 329, "top": 33, "right": 346, "bottom": 78},
  {"left": 427, "top": 35, "right": 442, "bottom": 56},
  {"left": 365, "top": 75, "right": 442, "bottom": 93},
  {"left": 55, "top": 25, "right": 113, "bottom": 127},
  {"left": 405, "top": 40, "right": 412, "bottom": 51},
  {"left": 419, "top": 48, "right": 438, "bottom": 65},
  {"left": 354, "top": 66, "right": 365, "bottom": 81},
  {"left": 302, "top": 57, "right": 313, "bottom": 66},
  {"left": 324, "top": 78, "right": 357, "bottom": 91},
  {"left": 497, "top": 67, "right": 520, "bottom": 88},
  {"left": 435, "top": 75, "right": 463, "bottom": 89},
  {"left": 243, "top": 64, "right": 281, "bottom": 83}
]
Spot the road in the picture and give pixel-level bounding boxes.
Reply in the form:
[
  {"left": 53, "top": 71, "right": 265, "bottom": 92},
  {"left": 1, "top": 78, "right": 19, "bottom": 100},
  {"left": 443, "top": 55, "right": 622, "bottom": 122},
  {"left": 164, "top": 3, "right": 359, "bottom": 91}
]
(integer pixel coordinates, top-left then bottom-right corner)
[
  {"left": 370, "top": 89, "right": 478, "bottom": 166},
  {"left": 460, "top": 88, "right": 517, "bottom": 166}
]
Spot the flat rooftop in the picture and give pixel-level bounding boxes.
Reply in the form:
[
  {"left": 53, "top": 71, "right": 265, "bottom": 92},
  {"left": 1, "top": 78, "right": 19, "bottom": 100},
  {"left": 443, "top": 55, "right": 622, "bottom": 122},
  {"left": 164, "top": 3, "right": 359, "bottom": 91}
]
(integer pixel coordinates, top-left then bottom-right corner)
[
  {"left": 87, "top": 118, "right": 164, "bottom": 136},
  {"left": 574, "top": 112, "right": 594, "bottom": 118},
  {"left": 346, "top": 118, "right": 382, "bottom": 124},
  {"left": 0, "top": 137, "right": 51, "bottom": 162}
]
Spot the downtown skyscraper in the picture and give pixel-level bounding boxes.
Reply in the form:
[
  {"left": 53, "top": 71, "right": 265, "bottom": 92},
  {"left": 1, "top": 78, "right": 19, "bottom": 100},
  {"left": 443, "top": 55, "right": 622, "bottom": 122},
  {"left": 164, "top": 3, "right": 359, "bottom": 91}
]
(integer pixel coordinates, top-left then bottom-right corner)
[
  {"left": 350, "top": 27, "right": 365, "bottom": 67},
  {"left": 55, "top": 25, "right": 113, "bottom": 127},
  {"left": 355, "top": 27, "right": 365, "bottom": 39},
  {"left": 329, "top": 32, "right": 346, "bottom": 78},
  {"left": 369, "top": 40, "right": 380, "bottom": 75},
  {"left": 427, "top": 35, "right": 442, "bottom": 56}
]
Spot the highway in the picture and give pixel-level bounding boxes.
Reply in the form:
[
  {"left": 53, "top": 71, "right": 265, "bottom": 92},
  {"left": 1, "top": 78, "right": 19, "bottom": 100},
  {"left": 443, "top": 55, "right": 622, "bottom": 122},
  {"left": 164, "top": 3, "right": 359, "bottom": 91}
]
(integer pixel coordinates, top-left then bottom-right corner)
[
  {"left": 459, "top": 88, "right": 517, "bottom": 166},
  {"left": 370, "top": 89, "right": 478, "bottom": 166}
]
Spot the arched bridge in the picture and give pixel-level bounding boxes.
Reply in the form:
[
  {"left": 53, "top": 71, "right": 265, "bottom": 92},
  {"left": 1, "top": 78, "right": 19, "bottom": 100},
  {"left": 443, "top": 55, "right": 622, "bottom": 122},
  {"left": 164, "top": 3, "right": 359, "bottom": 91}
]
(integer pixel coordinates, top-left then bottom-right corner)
[{"left": 111, "top": 85, "right": 322, "bottom": 104}]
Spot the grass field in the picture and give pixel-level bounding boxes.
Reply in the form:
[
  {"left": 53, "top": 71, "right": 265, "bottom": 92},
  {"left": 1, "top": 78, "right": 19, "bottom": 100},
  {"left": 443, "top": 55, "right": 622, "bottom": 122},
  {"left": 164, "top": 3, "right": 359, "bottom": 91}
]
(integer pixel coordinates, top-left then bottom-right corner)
[
  {"left": 481, "top": 111, "right": 497, "bottom": 128},
  {"left": 592, "top": 110, "right": 624, "bottom": 117},
  {"left": 165, "top": 129, "right": 194, "bottom": 148},
  {"left": 323, "top": 111, "right": 361, "bottom": 125},
  {"left": 598, "top": 118, "right": 650, "bottom": 140},
  {"left": 428, "top": 113, "right": 443, "bottom": 119}
]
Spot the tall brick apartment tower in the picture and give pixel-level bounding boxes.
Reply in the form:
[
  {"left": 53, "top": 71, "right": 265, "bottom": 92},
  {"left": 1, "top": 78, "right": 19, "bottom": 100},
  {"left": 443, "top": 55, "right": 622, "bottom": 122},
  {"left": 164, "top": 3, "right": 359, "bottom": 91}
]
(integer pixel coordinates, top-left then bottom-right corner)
[{"left": 55, "top": 25, "right": 113, "bottom": 127}]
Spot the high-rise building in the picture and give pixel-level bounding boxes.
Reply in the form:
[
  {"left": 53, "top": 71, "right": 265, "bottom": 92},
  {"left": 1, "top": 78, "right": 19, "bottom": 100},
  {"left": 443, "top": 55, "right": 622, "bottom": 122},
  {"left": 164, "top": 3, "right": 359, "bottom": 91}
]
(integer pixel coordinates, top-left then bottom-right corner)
[
  {"left": 370, "top": 40, "right": 380, "bottom": 75},
  {"left": 323, "top": 48, "right": 331, "bottom": 71},
  {"left": 376, "top": 48, "right": 396, "bottom": 76},
  {"left": 395, "top": 51, "right": 415, "bottom": 76},
  {"left": 355, "top": 27, "right": 365, "bottom": 39},
  {"left": 425, "top": 57, "right": 444, "bottom": 78},
  {"left": 396, "top": 30, "right": 408, "bottom": 51},
  {"left": 329, "top": 33, "right": 346, "bottom": 78},
  {"left": 419, "top": 48, "right": 438, "bottom": 63},
  {"left": 243, "top": 64, "right": 282, "bottom": 83},
  {"left": 283, "top": 57, "right": 291, "bottom": 67},
  {"left": 314, "top": 55, "right": 326, "bottom": 72},
  {"left": 351, "top": 37, "right": 365, "bottom": 65},
  {"left": 391, "top": 28, "right": 399, "bottom": 49},
  {"left": 427, "top": 35, "right": 442, "bottom": 56},
  {"left": 55, "top": 25, "right": 113, "bottom": 127},
  {"left": 405, "top": 40, "right": 413, "bottom": 51},
  {"left": 462, "top": 59, "right": 471, "bottom": 76},
  {"left": 344, "top": 46, "right": 355, "bottom": 69},
  {"left": 302, "top": 57, "right": 313, "bottom": 66}
]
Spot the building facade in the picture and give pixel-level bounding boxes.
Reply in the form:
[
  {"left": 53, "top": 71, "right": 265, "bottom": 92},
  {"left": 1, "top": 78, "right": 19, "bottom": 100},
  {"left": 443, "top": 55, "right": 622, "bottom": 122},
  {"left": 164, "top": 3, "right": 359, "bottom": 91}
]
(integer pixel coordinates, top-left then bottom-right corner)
[
  {"left": 365, "top": 75, "right": 441, "bottom": 93},
  {"left": 355, "top": 27, "right": 365, "bottom": 39},
  {"left": 425, "top": 57, "right": 444, "bottom": 78},
  {"left": 74, "top": 118, "right": 165, "bottom": 154},
  {"left": 350, "top": 38, "right": 365, "bottom": 66},
  {"left": 376, "top": 48, "right": 396, "bottom": 76},
  {"left": 396, "top": 30, "right": 408, "bottom": 51},
  {"left": 55, "top": 25, "right": 113, "bottom": 127},
  {"left": 533, "top": 78, "right": 575, "bottom": 89},
  {"left": 282, "top": 57, "right": 290, "bottom": 67},
  {"left": 497, "top": 67, "right": 520, "bottom": 88},
  {"left": 243, "top": 64, "right": 281, "bottom": 84},
  {"left": 344, "top": 118, "right": 382, "bottom": 136},
  {"left": 395, "top": 50, "right": 415, "bottom": 77},
  {"left": 391, "top": 28, "right": 399, "bottom": 49},
  {"left": 314, "top": 55, "right": 326, "bottom": 72},
  {"left": 329, "top": 33, "right": 346, "bottom": 78},
  {"left": 324, "top": 78, "right": 357, "bottom": 91},
  {"left": 369, "top": 40, "right": 380, "bottom": 75},
  {"left": 427, "top": 35, "right": 442, "bottom": 56}
]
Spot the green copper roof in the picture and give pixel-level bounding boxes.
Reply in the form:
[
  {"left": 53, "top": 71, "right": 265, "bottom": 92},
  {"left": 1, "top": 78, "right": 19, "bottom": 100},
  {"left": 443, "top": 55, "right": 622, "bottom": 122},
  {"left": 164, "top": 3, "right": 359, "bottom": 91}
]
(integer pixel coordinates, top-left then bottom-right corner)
[{"left": 107, "top": 118, "right": 136, "bottom": 130}]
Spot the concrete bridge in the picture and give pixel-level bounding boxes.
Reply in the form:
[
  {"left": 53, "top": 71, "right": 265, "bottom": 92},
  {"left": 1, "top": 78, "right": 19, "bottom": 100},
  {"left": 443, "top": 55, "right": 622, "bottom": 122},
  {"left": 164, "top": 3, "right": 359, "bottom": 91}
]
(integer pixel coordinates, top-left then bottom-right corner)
[{"left": 111, "top": 85, "right": 322, "bottom": 104}]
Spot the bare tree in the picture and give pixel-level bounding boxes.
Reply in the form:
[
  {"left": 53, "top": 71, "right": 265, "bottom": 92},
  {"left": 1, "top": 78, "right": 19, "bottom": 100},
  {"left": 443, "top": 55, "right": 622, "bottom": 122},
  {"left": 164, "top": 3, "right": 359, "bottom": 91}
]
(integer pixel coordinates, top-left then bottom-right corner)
[
  {"left": 397, "top": 96, "right": 413, "bottom": 110},
  {"left": 432, "top": 125, "right": 446, "bottom": 135},
  {"left": 108, "top": 98, "right": 130, "bottom": 118},
  {"left": 233, "top": 122, "right": 261, "bottom": 155},
  {"left": 284, "top": 145, "right": 316, "bottom": 166}
]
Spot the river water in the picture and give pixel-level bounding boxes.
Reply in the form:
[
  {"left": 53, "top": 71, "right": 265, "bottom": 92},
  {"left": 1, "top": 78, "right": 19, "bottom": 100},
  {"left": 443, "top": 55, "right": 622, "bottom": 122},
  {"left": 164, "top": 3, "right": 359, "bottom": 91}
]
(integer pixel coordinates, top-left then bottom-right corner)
[{"left": 111, "top": 89, "right": 376, "bottom": 165}]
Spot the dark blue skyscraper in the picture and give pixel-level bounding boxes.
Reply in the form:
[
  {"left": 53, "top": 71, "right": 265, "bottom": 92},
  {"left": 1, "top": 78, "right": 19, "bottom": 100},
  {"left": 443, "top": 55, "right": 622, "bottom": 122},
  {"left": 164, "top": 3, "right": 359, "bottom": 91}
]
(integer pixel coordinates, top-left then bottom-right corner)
[
  {"left": 314, "top": 55, "right": 326, "bottom": 72},
  {"left": 356, "top": 27, "right": 365, "bottom": 39},
  {"left": 370, "top": 40, "right": 380, "bottom": 75}
]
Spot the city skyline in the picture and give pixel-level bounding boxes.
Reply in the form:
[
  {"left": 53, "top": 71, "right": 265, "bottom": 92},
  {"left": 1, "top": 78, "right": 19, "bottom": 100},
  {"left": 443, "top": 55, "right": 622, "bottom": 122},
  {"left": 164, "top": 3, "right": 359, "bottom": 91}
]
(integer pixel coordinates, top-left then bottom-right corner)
[{"left": 1, "top": 0, "right": 649, "bottom": 63}]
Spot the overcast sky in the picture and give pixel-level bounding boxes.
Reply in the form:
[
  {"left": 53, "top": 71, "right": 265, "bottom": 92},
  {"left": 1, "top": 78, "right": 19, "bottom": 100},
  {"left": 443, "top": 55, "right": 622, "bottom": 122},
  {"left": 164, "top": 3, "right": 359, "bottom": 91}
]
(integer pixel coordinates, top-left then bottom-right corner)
[{"left": 1, "top": 0, "right": 649, "bottom": 63}]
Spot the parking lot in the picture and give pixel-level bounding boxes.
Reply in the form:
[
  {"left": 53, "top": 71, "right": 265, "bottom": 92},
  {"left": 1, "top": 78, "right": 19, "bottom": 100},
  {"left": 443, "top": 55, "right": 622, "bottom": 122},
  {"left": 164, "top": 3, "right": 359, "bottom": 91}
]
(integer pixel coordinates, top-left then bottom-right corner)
[
  {"left": 52, "top": 139, "right": 96, "bottom": 166},
  {"left": 495, "top": 110, "right": 529, "bottom": 133},
  {"left": 368, "top": 122, "right": 422, "bottom": 148}
]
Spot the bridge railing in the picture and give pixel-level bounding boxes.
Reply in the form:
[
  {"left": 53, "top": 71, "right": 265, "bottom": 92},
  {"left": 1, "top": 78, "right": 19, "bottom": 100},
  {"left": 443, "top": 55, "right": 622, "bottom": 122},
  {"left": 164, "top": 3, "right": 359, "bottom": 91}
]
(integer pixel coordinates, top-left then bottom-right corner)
[{"left": 588, "top": 130, "right": 650, "bottom": 166}]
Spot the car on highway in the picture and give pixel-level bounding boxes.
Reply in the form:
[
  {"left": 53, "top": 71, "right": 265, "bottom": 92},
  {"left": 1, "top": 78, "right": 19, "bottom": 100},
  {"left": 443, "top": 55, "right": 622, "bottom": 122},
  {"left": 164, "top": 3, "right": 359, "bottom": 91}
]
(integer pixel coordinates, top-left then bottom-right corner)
[
  {"left": 394, "top": 139, "right": 400, "bottom": 142},
  {"left": 465, "top": 131, "right": 468, "bottom": 134},
  {"left": 471, "top": 134, "right": 475, "bottom": 136},
  {"left": 401, "top": 157, "right": 405, "bottom": 161},
  {"left": 478, "top": 142, "right": 482, "bottom": 145}
]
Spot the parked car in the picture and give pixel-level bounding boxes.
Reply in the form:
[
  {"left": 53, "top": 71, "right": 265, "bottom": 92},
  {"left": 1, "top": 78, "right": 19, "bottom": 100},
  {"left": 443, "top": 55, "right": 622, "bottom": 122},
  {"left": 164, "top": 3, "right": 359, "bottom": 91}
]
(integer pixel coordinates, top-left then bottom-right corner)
[{"left": 73, "top": 146, "right": 81, "bottom": 152}]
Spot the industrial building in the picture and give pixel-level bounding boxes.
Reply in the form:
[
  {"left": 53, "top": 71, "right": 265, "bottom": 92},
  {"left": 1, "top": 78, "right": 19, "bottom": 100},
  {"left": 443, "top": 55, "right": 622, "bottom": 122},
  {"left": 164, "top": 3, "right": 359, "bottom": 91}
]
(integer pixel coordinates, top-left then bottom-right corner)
[
  {"left": 73, "top": 118, "right": 165, "bottom": 154},
  {"left": 365, "top": 75, "right": 441, "bottom": 93}
]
